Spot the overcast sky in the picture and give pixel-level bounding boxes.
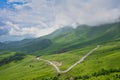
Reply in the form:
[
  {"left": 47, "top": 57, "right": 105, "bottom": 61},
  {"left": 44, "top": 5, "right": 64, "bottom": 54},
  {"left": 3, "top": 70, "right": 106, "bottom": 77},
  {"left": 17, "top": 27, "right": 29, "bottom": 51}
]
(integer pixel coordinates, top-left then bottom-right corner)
[{"left": 0, "top": 0, "right": 120, "bottom": 42}]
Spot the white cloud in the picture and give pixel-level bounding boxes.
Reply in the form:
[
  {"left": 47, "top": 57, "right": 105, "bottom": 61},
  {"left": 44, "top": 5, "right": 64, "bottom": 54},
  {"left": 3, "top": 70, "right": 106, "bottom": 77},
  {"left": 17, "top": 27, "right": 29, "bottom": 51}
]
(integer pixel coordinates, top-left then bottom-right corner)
[
  {"left": 6, "top": 0, "right": 120, "bottom": 26},
  {"left": 5, "top": 21, "right": 57, "bottom": 37},
  {"left": 13, "top": 3, "right": 30, "bottom": 10},
  {"left": 54, "top": 0, "right": 120, "bottom": 25},
  {"left": 0, "top": 0, "right": 120, "bottom": 41},
  {"left": 7, "top": 0, "right": 28, "bottom": 3}
]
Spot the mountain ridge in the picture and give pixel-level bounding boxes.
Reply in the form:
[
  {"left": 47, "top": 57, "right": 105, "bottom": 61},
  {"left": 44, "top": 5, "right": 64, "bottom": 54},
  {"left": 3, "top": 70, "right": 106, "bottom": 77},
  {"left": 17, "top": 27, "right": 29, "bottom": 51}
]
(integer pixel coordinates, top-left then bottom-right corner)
[{"left": 0, "top": 22, "right": 120, "bottom": 54}]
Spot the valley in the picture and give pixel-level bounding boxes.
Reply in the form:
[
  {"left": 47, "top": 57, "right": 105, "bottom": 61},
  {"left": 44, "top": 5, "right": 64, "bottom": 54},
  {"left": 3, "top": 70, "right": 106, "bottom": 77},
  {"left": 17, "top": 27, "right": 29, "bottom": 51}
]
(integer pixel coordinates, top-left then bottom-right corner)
[
  {"left": 38, "top": 45, "right": 100, "bottom": 74},
  {"left": 0, "top": 22, "right": 120, "bottom": 80}
]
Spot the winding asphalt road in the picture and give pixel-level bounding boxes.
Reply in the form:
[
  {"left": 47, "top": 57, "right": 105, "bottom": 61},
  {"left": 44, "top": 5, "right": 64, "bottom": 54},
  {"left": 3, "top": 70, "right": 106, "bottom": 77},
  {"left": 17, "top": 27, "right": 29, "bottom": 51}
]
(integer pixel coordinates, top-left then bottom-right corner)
[{"left": 38, "top": 45, "right": 100, "bottom": 74}]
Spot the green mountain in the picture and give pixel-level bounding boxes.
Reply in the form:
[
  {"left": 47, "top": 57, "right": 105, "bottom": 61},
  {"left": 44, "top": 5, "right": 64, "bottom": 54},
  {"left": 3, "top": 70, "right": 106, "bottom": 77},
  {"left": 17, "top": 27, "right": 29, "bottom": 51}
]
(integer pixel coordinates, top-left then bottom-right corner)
[
  {"left": 37, "top": 22, "right": 120, "bottom": 54},
  {"left": 0, "top": 22, "right": 120, "bottom": 80},
  {"left": 0, "top": 22, "right": 120, "bottom": 54},
  {"left": 0, "top": 38, "right": 120, "bottom": 80}
]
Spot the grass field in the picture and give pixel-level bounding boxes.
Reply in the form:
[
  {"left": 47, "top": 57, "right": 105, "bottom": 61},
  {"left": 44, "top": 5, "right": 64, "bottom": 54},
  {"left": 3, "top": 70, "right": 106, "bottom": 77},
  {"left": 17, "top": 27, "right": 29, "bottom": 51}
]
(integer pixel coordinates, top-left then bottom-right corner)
[{"left": 0, "top": 41, "right": 120, "bottom": 80}]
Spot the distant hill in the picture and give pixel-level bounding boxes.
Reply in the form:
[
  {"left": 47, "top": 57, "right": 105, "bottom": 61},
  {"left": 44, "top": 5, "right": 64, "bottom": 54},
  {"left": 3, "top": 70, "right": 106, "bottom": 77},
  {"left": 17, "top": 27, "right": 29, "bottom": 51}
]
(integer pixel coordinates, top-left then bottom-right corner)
[
  {"left": 0, "top": 22, "right": 120, "bottom": 54},
  {"left": 0, "top": 38, "right": 52, "bottom": 53},
  {"left": 0, "top": 22, "right": 120, "bottom": 80}
]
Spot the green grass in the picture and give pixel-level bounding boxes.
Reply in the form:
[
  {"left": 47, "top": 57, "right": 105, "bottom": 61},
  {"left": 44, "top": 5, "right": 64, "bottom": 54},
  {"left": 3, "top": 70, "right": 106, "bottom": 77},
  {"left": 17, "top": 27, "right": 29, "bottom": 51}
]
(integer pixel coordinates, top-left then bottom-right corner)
[
  {"left": 41, "top": 46, "right": 95, "bottom": 70},
  {"left": 0, "top": 55, "right": 56, "bottom": 80},
  {"left": 0, "top": 52, "right": 15, "bottom": 60},
  {"left": 0, "top": 41, "right": 120, "bottom": 80}
]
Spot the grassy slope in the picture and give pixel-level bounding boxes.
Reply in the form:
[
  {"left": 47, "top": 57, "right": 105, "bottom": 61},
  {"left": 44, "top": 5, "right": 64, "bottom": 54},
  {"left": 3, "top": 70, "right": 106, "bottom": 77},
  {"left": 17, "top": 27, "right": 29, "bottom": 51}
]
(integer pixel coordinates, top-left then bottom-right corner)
[
  {"left": 0, "top": 52, "right": 15, "bottom": 60},
  {"left": 0, "top": 55, "right": 56, "bottom": 80},
  {"left": 0, "top": 40, "right": 120, "bottom": 80},
  {"left": 36, "top": 22, "right": 120, "bottom": 55},
  {"left": 0, "top": 22, "right": 120, "bottom": 80},
  {"left": 0, "top": 22, "right": 120, "bottom": 55}
]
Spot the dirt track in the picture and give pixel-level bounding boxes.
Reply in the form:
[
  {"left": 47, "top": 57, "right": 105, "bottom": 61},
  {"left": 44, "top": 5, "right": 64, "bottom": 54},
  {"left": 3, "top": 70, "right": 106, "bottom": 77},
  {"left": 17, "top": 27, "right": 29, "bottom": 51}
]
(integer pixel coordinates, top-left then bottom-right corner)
[{"left": 38, "top": 45, "right": 100, "bottom": 73}]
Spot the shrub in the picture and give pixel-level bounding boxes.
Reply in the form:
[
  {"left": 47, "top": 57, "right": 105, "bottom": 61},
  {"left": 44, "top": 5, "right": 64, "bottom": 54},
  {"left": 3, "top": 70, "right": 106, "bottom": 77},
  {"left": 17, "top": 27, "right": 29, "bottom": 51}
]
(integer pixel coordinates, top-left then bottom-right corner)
[{"left": 0, "top": 53, "right": 25, "bottom": 66}]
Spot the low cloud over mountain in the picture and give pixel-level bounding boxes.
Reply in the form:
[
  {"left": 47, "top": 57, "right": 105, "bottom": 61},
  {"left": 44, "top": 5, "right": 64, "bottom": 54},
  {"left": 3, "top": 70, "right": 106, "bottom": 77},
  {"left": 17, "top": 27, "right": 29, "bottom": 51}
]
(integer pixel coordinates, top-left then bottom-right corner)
[{"left": 0, "top": 0, "right": 120, "bottom": 42}]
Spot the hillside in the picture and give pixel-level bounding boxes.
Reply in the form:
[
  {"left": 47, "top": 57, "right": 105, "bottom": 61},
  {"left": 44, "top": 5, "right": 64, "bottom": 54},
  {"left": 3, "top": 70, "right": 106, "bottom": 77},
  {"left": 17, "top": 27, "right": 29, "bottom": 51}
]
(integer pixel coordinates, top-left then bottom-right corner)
[
  {"left": 0, "top": 22, "right": 120, "bottom": 54},
  {"left": 0, "top": 22, "right": 120, "bottom": 80},
  {"left": 0, "top": 40, "right": 120, "bottom": 80},
  {"left": 0, "top": 0, "right": 120, "bottom": 80}
]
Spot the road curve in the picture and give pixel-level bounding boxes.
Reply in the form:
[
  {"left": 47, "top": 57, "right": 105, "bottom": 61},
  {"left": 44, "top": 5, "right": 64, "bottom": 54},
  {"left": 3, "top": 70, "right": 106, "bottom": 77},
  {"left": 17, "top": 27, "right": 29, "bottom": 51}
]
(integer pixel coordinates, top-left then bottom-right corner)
[
  {"left": 39, "top": 59, "right": 61, "bottom": 73},
  {"left": 38, "top": 45, "right": 100, "bottom": 74}
]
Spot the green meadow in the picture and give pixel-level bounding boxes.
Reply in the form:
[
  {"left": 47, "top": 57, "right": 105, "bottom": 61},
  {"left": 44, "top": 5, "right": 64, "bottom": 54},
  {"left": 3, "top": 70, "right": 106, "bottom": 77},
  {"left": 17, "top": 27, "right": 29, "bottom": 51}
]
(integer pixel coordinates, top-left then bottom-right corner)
[{"left": 0, "top": 40, "right": 120, "bottom": 80}]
